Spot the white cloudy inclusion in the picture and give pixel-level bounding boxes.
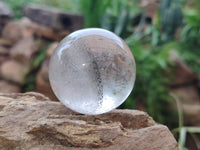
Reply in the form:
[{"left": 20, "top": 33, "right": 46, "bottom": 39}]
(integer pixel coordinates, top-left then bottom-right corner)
[{"left": 49, "top": 28, "right": 136, "bottom": 115}]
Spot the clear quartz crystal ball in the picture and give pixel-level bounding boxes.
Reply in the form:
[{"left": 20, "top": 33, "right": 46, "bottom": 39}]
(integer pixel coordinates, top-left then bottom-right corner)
[{"left": 49, "top": 28, "right": 136, "bottom": 115}]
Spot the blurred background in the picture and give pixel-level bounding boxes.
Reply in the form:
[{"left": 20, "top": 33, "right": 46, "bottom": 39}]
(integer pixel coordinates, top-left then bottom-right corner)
[{"left": 0, "top": 0, "right": 199, "bottom": 149}]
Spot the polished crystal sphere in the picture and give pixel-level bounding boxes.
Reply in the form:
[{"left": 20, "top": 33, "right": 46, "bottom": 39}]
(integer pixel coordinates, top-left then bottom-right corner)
[{"left": 49, "top": 28, "right": 136, "bottom": 115}]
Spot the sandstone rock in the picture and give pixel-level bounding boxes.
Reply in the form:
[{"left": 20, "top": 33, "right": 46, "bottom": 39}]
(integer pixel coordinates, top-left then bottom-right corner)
[
  {"left": 0, "top": 80, "right": 21, "bottom": 93},
  {"left": 170, "top": 53, "right": 198, "bottom": 86},
  {"left": 19, "top": 17, "right": 36, "bottom": 38},
  {"left": 182, "top": 104, "right": 200, "bottom": 126},
  {"left": 169, "top": 53, "right": 200, "bottom": 126},
  {"left": 24, "top": 5, "right": 84, "bottom": 31},
  {"left": 1, "top": 20, "right": 23, "bottom": 44},
  {"left": 3, "top": 17, "right": 70, "bottom": 41},
  {"left": 0, "top": 46, "right": 9, "bottom": 55},
  {"left": 140, "top": 0, "right": 159, "bottom": 21},
  {"left": 171, "top": 85, "right": 200, "bottom": 125},
  {"left": 46, "top": 42, "right": 58, "bottom": 58},
  {"left": 26, "top": 19, "right": 70, "bottom": 41},
  {"left": 2, "top": 17, "right": 69, "bottom": 41},
  {"left": 10, "top": 36, "right": 38, "bottom": 63},
  {"left": 0, "top": 60, "right": 29, "bottom": 84},
  {"left": 35, "top": 59, "right": 57, "bottom": 101},
  {"left": 0, "top": 55, "right": 9, "bottom": 64},
  {"left": 0, "top": 2, "right": 12, "bottom": 18},
  {"left": 1, "top": 17, "right": 36, "bottom": 45},
  {"left": 0, "top": 46, "right": 9, "bottom": 64},
  {"left": 0, "top": 38, "right": 13, "bottom": 47},
  {"left": 171, "top": 86, "right": 200, "bottom": 105},
  {"left": 0, "top": 1, "right": 12, "bottom": 25},
  {"left": 39, "top": 59, "right": 49, "bottom": 82},
  {"left": 0, "top": 92, "right": 178, "bottom": 150},
  {"left": 34, "top": 44, "right": 56, "bottom": 100}
]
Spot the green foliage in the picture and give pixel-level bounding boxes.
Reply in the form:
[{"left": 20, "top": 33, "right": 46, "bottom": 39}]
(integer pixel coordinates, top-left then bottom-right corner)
[
  {"left": 181, "top": 1, "right": 200, "bottom": 45},
  {"left": 166, "top": 42, "right": 200, "bottom": 76},
  {"left": 152, "top": 0, "right": 183, "bottom": 45},
  {"left": 32, "top": 0, "right": 78, "bottom": 13},
  {"left": 171, "top": 93, "right": 200, "bottom": 150},
  {"left": 77, "top": 0, "right": 140, "bottom": 37},
  {"left": 3, "top": 0, "right": 31, "bottom": 18},
  {"left": 22, "top": 41, "right": 49, "bottom": 92},
  {"left": 3, "top": 0, "right": 78, "bottom": 18},
  {"left": 76, "top": 0, "right": 112, "bottom": 28},
  {"left": 100, "top": 0, "right": 140, "bottom": 37},
  {"left": 121, "top": 36, "right": 175, "bottom": 124}
]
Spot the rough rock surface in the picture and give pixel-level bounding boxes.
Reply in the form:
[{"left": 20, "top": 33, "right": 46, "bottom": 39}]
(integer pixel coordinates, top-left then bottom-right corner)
[
  {"left": 10, "top": 36, "right": 38, "bottom": 63},
  {"left": 170, "top": 54, "right": 197, "bottom": 86},
  {"left": 0, "top": 1, "right": 12, "bottom": 26},
  {"left": 0, "top": 46, "right": 9, "bottom": 64},
  {"left": 46, "top": 42, "right": 58, "bottom": 58},
  {"left": 35, "top": 43, "right": 58, "bottom": 100},
  {"left": 0, "top": 60, "right": 29, "bottom": 84},
  {"left": 35, "top": 60, "right": 57, "bottom": 100},
  {"left": 0, "top": 92, "right": 178, "bottom": 150},
  {"left": 1, "top": 20, "right": 24, "bottom": 44},
  {"left": 0, "top": 2, "right": 12, "bottom": 17},
  {"left": 24, "top": 5, "right": 84, "bottom": 31},
  {"left": 171, "top": 85, "right": 200, "bottom": 125},
  {"left": 0, "top": 80, "right": 21, "bottom": 93},
  {"left": 140, "top": 0, "right": 159, "bottom": 21},
  {"left": 25, "top": 19, "right": 70, "bottom": 41},
  {"left": 169, "top": 53, "right": 200, "bottom": 126},
  {"left": 0, "top": 46, "right": 9, "bottom": 55}
]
